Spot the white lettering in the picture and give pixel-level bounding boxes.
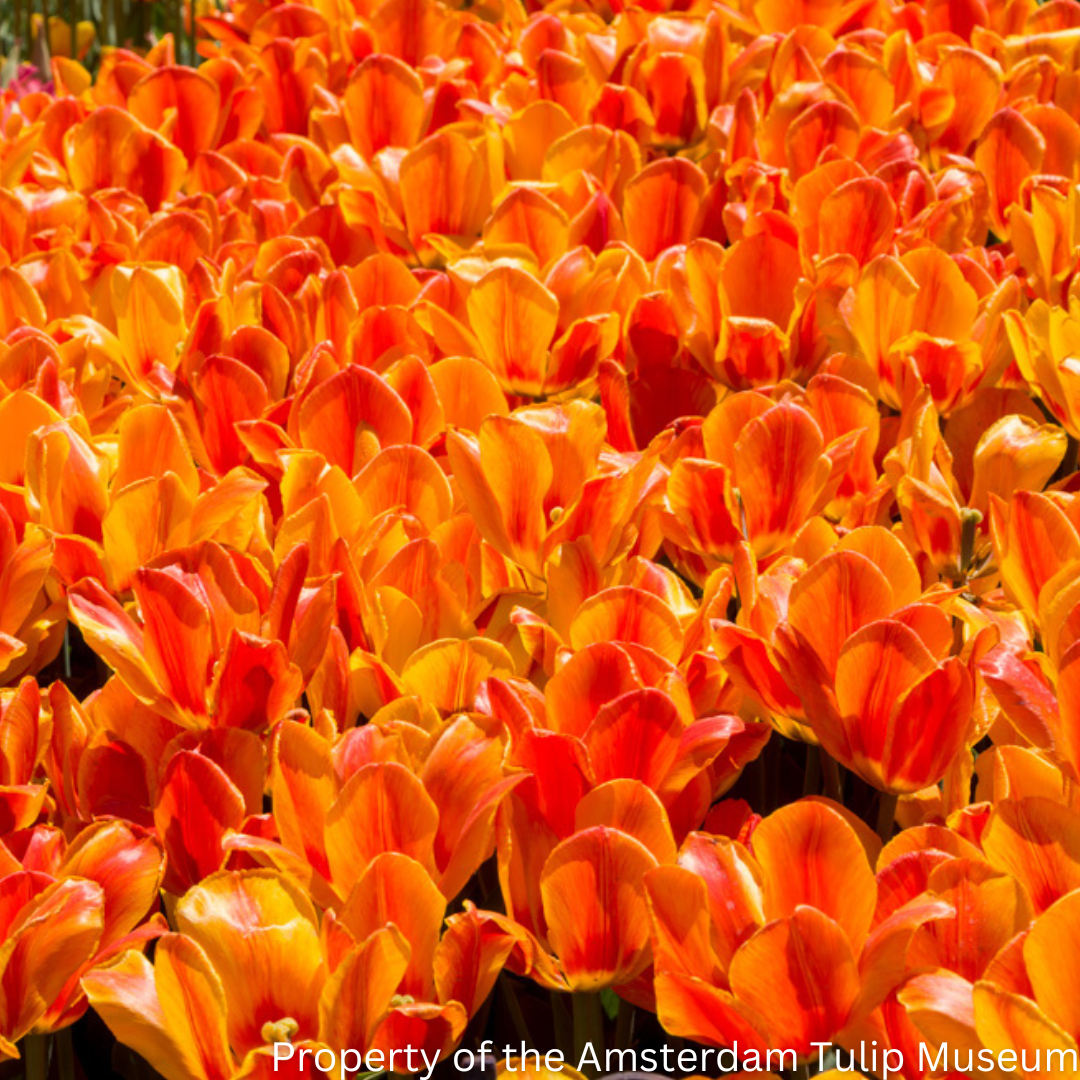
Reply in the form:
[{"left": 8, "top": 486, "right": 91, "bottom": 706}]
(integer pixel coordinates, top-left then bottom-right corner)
[
  {"left": 766, "top": 1050, "right": 796, "bottom": 1073},
  {"left": 919, "top": 1043, "right": 948, "bottom": 1073},
  {"left": 577, "top": 1044, "right": 601, "bottom": 1073},
  {"left": 883, "top": 1048, "right": 903, "bottom": 1079},
  {"left": 1049, "top": 1050, "right": 1079, "bottom": 1072}
]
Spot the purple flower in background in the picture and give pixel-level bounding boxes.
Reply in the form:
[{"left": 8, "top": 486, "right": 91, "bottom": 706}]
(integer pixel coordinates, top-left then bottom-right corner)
[
  {"left": 10, "top": 62, "right": 54, "bottom": 97},
  {"left": 1, "top": 62, "right": 53, "bottom": 125}
]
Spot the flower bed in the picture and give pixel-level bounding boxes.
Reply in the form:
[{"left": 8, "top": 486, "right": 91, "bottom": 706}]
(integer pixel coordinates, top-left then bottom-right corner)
[{"left": 2, "top": 0, "right": 1080, "bottom": 1077}]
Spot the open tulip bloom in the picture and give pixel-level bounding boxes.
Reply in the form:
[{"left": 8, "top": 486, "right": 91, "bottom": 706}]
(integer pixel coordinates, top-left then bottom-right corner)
[{"left": 7, "top": 0, "right": 1080, "bottom": 1077}]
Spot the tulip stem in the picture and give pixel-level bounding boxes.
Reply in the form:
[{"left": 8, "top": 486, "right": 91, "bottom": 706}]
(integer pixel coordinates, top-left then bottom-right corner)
[
  {"left": 57, "top": 1028, "right": 75, "bottom": 1080},
  {"left": 1063, "top": 435, "right": 1079, "bottom": 481},
  {"left": 501, "top": 974, "right": 533, "bottom": 1049},
  {"left": 572, "top": 992, "right": 604, "bottom": 1077},
  {"left": 551, "top": 991, "right": 572, "bottom": 1061},
  {"left": 752, "top": 744, "right": 767, "bottom": 812},
  {"left": 23, "top": 1034, "right": 49, "bottom": 1080},
  {"left": 959, "top": 507, "right": 982, "bottom": 578},
  {"left": 821, "top": 751, "right": 844, "bottom": 806},
  {"left": 803, "top": 744, "right": 821, "bottom": 797},
  {"left": 764, "top": 735, "right": 781, "bottom": 813},
  {"left": 876, "top": 792, "right": 899, "bottom": 846},
  {"left": 40, "top": 0, "right": 52, "bottom": 65},
  {"left": 614, "top": 997, "right": 635, "bottom": 1050}
]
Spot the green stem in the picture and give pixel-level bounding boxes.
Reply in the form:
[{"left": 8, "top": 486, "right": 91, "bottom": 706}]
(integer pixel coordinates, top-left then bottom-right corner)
[
  {"left": 476, "top": 859, "right": 497, "bottom": 907},
  {"left": 959, "top": 507, "right": 983, "bottom": 579},
  {"left": 24, "top": 1034, "right": 50, "bottom": 1080},
  {"left": 752, "top": 740, "right": 767, "bottom": 812},
  {"left": 40, "top": 0, "right": 52, "bottom": 62},
  {"left": 572, "top": 992, "right": 604, "bottom": 1078},
  {"left": 802, "top": 744, "right": 821, "bottom": 797},
  {"left": 876, "top": 791, "right": 899, "bottom": 846},
  {"left": 614, "top": 997, "right": 635, "bottom": 1050},
  {"left": 551, "top": 991, "right": 572, "bottom": 1063},
  {"left": 733, "top": 487, "right": 748, "bottom": 539},
  {"left": 1062, "top": 434, "right": 1079, "bottom": 480},
  {"left": 821, "top": 750, "right": 844, "bottom": 806},
  {"left": 501, "top": 974, "right": 533, "bottom": 1050},
  {"left": 764, "top": 734, "right": 781, "bottom": 814},
  {"left": 56, "top": 1028, "right": 75, "bottom": 1080}
]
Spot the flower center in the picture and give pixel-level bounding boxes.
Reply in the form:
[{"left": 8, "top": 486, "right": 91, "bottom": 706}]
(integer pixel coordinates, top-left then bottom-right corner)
[{"left": 261, "top": 1017, "right": 300, "bottom": 1045}]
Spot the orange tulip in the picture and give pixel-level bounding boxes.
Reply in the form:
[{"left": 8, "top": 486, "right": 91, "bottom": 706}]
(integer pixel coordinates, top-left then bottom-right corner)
[
  {"left": 84, "top": 867, "right": 515, "bottom": 1075},
  {"left": 969, "top": 890, "right": 1080, "bottom": 1070},
  {"left": 0, "top": 818, "right": 164, "bottom": 1056},
  {"left": 647, "top": 799, "right": 952, "bottom": 1061},
  {"left": 845, "top": 248, "right": 983, "bottom": 413},
  {"left": 488, "top": 632, "right": 767, "bottom": 989},
  {"left": 67, "top": 542, "right": 332, "bottom": 730},
  {"left": 890, "top": 832, "right": 1063, "bottom": 1074},
  {"left": 715, "top": 526, "right": 925, "bottom": 743},
  {"left": 226, "top": 717, "right": 522, "bottom": 907},
  {"left": 773, "top": 553, "right": 977, "bottom": 793},
  {"left": 448, "top": 402, "right": 658, "bottom": 579},
  {"left": 64, "top": 108, "right": 186, "bottom": 213},
  {"left": 663, "top": 383, "right": 868, "bottom": 564},
  {"left": 0, "top": 873, "right": 104, "bottom": 1058},
  {"left": 39, "top": 820, "right": 167, "bottom": 1032},
  {"left": 0, "top": 679, "right": 49, "bottom": 834}
]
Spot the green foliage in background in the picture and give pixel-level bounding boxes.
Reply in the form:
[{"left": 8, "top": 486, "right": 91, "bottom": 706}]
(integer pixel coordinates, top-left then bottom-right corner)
[{"left": 1, "top": 0, "right": 207, "bottom": 82}]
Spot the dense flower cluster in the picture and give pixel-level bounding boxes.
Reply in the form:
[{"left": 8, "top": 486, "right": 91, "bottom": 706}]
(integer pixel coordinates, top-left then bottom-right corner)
[{"left": 4, "top": 0, "right": 1080, "bottom": 1075}]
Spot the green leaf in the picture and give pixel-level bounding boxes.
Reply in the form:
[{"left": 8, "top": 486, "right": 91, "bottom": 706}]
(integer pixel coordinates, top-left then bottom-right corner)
[{"left": 599, "top": 988, "right": 620, "bottom": 1022}]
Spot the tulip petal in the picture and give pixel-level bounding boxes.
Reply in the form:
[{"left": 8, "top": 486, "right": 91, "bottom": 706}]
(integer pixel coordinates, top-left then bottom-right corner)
[
  {"left": 676, "top": 833, "right": 766, "bottom": 971},
  {"left": 339, "top": 853, "right": 444, "bottom": 1000},
  {"left": 325, "top": 762, "right": 440, "bottom": 889},
  {"left": 175, "top": 870, "right": 324, "bottom": 1056},
  {"left": 728, "top": 907, "right": 860, "bottom": 1056},
  {"left": 540, "top": 826, "right": 658, "bottom": 991},
  {"left": 156, "top": 751, "right": 246, "bottom": 895},
  {"left": 83, "top": 938, "right": 231, "bottom": 1080},
  {"left": 1022, "top": 889, "right": 1080, "bottom": 1037},
  {"left": 319, "top": 924, "right": 411, "bottom": 1053},
  {"left": 983, "top": 797, "right": 1080, "bottom": 915},
  {"left": 569, "top": 588, "right": 683, "bottom": 664},
  {"left": 582, "top": 688, "right": 682, "bottom": 789},
  {"left": 750, "top": 799, "right": 876, "bottom": 951},
  {"left": 623, "top": 159, "right": 707, "bottom": 262},
  {"left": 973, "top": 981, "right": 1079, "bottom": 1080}
]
